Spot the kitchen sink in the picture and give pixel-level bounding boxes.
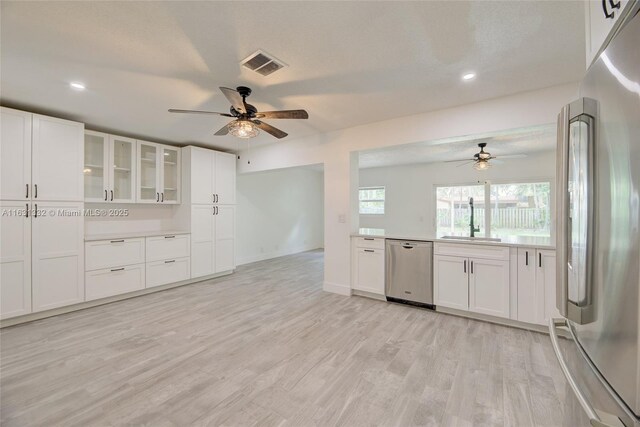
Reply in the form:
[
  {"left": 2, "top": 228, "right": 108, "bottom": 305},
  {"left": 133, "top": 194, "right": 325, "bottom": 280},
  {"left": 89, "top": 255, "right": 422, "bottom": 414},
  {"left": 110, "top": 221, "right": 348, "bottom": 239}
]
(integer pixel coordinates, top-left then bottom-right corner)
[{"left": 441, "top": 235, "right": 502, "bottom": 242}]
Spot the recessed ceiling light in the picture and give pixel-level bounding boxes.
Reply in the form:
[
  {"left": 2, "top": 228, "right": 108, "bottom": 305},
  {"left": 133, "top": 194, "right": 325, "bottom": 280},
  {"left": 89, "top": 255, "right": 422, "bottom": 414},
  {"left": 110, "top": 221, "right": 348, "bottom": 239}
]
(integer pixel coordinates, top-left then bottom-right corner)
[
  {"left": 462, "top": 73, "right": 476, "bottom": 81},
  {"left": 70, "top": 82, "right": 86, "bottom": 90}
]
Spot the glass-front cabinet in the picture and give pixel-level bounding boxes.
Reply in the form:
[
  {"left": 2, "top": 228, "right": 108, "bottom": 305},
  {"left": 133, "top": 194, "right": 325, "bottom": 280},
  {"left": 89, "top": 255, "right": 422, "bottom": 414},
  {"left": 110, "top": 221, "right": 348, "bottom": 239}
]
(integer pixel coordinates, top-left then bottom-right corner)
[
  {"left": 136, "top": 141, "right": 180, "bottom": 204},
  {"left": 84, "top": 132, "right": 136, "bottom": 203}
]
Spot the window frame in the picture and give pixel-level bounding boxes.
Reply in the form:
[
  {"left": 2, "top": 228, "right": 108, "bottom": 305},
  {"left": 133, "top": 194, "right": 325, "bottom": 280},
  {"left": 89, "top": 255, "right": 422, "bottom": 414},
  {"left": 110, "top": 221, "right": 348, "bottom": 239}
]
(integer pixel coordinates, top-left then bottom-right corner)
[
  {"left": 359, "top": 186, "right": 386, "bottom": 215},
  {"left": 433, "top": 178, "right": 554, "bottom": 238}
]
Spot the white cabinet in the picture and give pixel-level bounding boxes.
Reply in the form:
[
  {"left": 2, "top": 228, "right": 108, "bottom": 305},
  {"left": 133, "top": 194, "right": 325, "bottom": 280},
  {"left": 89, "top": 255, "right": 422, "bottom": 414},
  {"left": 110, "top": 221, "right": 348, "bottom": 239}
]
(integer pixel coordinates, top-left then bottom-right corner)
[
  {"left": 32, "top": 115, "right": 84, "bottom": 202},
  {"left": 585, "top": 0, "right": 632, "bottom": 67},
  {"left": 1, "top": 108, "right": 84, "bottom": 202},
  {"left": 351, "top": 237, "right": 385, "bottom": 295},
  {"left": 0, "top": 108, "right": 31, "bottom": 201},
  {"left": 0, "top": 201, "right": 31, "bottom": 319},
  {"left": 85, "top": 264, "right": 145, "bottom": 301},
  {"left": 182, "top": 146, "right": 236, "bottom": 205},
  {"left": 146, "top": 258, "right": 190, "bottom": 288},
  {"left": 84, "top": 132, "right": 137, "bottom": 203},
  {"left": 145, "top": 234, "right": 190, "bottom": 262},
  {"left": 517, "top": 248, "right": 559, "bottom": 326},
  {"left": 136, "top": 141, "right": 180, "bottom": 204},
  {"left": 191, "top": 205, "right": 216, "bottom": 277},
  {"left": 215, "top": 205, "right": 235, "bottom": 273},
  {"left": 31, "top": 201, "right": 84, "bottom": 312},
  {"left": 434, "top": 243, "right": 510, "bottom": 319},
  {"left": 434, "top": 255, "right": 469, "bottom": 311},
  {"left": 468, "top": 257, "right": 510, "bottom": 318},
  {"left": 85, "top": 238, "right": 145, "bottom": 270}
]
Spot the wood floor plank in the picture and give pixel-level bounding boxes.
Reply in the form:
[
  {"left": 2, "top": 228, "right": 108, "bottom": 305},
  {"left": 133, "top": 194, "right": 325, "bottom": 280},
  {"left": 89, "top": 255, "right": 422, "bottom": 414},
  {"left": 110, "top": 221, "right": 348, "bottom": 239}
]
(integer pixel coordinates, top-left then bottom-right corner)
[{"left": 1, "top": 250, "right": 586, "bottom": 426}]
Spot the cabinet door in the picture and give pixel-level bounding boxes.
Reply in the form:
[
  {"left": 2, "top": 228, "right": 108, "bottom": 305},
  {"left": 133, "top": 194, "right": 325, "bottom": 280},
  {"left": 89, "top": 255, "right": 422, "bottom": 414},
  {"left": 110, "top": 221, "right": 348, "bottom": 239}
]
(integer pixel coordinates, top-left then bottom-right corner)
[
  {"left": 85, "top": 264, "right": 145, "bottom": 301},
  {"left": 84, "top": 131, "right": 109, "bottom": 202},
  {"left": 32, "top": 201, "right": 84, "bottom": 312},
  {"left": 137, "top": 141, "right": 159, "bottom": 203},
  {"left": 215, "top": 152, "right": 236, "bottom": 205},
  {"left": 516, "top": 248, "right": 537, "bottom": 324},
  {"left": 434, "top": 255, "right": 468, "bottom": 311},
  {"left": 109, "top": 135, "right": 136, "bottom": 203},
  {"left": 32, "top": 114, "right": 84, "bottom": 201},
  {"left": 469, "top": 258, "right": 510, "bottom": 319},
  {"left": 160, "top": 146, "right": 180, "bottom": 204},
  {"left": 536, "top": 250, "right": 560, "bottom": 325},
  {"left": 215, "top": 205, "right": 235, "bottom": 272},
  {"left": 190, "top": 148, "right": 214, "bottom": 204},
  {"left": 0, "top": 107, "right": 31, "bottom": 201},
  {"left": 0, "top": 201, "right": 31, "bottom": 319},
  {"left": 191, "top": 205, "right": 215, "bottom": 277},
  {"left": 355, "top": 248, "right": 385, "bottom": 295}
]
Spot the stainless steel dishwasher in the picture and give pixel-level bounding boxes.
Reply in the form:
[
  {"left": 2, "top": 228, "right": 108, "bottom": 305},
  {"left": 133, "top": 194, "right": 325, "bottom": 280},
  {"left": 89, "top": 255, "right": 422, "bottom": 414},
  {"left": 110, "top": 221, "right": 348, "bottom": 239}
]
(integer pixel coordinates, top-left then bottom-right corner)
[{"left": 385, "top": 240, "right": 434, "bottom": 308}]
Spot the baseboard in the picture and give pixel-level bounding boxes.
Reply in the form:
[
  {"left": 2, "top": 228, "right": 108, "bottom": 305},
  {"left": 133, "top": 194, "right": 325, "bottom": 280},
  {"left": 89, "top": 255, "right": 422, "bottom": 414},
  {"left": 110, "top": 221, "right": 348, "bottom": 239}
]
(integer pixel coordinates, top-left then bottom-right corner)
[
  {"left": 0, "top": 270, "right": 234, "bottom": 328},
  {"left": 323, "top": 281, "right": 351, "bottom": 296},
  {"left": 237, "top": 244, "right": 323, "bottom": 265},
  {"left": 352, "top": 289, "right": 386, "bottom": 301},
  {"left": 436, "top": 306, "right": 550, "bottom": 334}
]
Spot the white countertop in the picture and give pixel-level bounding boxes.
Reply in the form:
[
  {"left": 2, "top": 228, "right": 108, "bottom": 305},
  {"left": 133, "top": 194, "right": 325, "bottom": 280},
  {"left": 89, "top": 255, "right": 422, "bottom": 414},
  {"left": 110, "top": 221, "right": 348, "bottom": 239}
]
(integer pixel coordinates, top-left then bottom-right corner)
[
  {"left": 84, "top": 230, "right": 190, "bottom": 242},
  {"left": 352, "top": 228, "right": 554, "bottom": 249}
]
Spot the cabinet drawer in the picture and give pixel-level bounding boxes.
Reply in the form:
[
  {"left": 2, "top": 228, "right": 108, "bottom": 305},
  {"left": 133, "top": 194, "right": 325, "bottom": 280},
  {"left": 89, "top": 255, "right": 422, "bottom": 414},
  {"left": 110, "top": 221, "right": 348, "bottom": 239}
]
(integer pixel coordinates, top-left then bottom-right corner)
[
  {"left": 354, "top": 237, "right": 385, "bottom": 250},
  {"left": 146, "top": 257, "right": 190, "bottom": 288},
  {"left": 145, "top": 234, "right": 190, "bottom": 262},
  {"left": 85, "top": 264, "right": 145, "bottom": 301},
  {"left": 434, "top": 242, "right": 509, "bottom": 261},
  {"left": 85, "top": 238, "right": 145, "bottom": 271}
]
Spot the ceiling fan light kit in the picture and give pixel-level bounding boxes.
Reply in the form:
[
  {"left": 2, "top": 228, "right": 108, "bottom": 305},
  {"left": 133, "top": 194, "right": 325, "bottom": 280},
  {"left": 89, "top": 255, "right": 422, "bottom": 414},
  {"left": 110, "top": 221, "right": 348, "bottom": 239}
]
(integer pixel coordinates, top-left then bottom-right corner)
[
  {"left": 169, "top": 86, "right": 308, "bottom": 140},
  {"left": 473, "top": 159, "right": 491, "bottom": 171}
]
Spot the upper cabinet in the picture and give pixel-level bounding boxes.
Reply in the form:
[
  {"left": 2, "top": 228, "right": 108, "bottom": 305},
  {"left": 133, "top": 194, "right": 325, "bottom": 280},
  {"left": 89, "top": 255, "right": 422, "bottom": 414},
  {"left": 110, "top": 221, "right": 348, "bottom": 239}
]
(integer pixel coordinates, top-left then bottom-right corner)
[
  {"left": 585, "top": 0, "right": 632, "bottom": 68},
  {"left": 182, "top": 146, "right": 236, "bottom": 205},
  {"left": 1, "top": 107, "right": 84, "bottom": 202},
  {"left": 84, "top": 132, "right": 136, "bottom": 203},
  {"left": 136, "top": 141, "right": 180, "bottom": 204}
]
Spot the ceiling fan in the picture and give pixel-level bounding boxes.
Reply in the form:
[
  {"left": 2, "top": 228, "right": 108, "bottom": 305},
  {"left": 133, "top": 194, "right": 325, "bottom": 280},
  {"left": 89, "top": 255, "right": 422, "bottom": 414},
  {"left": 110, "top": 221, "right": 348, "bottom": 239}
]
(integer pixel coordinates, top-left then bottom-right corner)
[
  {"left": 168, "top": 86, "right": 308, "bottom": 139},
  {"left": 445, "top": 142, "right": 526, "bottom": 171}
]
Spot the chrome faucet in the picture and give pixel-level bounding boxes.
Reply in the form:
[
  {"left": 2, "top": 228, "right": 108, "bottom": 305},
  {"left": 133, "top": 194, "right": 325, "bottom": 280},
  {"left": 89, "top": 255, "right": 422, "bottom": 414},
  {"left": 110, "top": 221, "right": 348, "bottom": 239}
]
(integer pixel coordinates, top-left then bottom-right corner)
[{"left": 469, "top": 197, "right": 480, "bottom": 237}]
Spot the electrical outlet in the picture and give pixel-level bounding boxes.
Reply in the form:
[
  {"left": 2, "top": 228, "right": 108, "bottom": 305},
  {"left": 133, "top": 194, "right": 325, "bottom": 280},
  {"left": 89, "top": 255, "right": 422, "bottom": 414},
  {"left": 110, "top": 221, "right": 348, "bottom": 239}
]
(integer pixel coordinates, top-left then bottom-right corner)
[{"left": 338, "top": 214, "right": 346, "bottom": 223}]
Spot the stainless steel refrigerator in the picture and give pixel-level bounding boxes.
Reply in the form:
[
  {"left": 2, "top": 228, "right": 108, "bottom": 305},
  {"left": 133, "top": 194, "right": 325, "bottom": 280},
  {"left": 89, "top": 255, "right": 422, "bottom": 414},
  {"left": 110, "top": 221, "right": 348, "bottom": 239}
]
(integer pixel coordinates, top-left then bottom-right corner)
[{"left": 551, "top": 4, "right": 640, "bottom": 427}]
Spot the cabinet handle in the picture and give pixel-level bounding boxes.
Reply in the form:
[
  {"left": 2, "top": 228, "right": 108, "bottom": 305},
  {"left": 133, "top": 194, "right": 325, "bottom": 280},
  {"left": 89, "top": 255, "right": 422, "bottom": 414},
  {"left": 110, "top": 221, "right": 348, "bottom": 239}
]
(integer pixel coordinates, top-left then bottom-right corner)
[
  {"left": 156, "top": 192, "right": 159, "bottom": 202},
  {"left": 110, "top": 267, "right": 125, "bottom": 272},
  {"left": 25, "top": 203, "right": 29, "bottom": 218},
  {"left": 161, "top": 192, "right": 164, "bottom": 202},
  {"left": 471, "top": 260, "right": 474, "bottom": 274},
  {"left": 164, "top": 260, "right": 176, "bottom": 264},
  {"left": 34, "top": 184, "right": 37, "bottom": 198},
  {"left": 463, "top": 260, "right": 467, "bottom": 273},
  {"left": 363, "top": 238, "right": 374, "bottom": 241},
  {"left": 104, "top": 189, "right": 108, "bottom": 201},
  {"left": 602, "top": 0, "right": 618, "bottom": 18},
  {"left": 34, "top": 203, "right": 38, "bottom": 218},
  {"left": 26, "top": 184, "right": 29, "bottom": 198},
  {"left": 110, "top": 239, "right": 125, "bottom": 243},
  {"left": 110, "top": 190, "right": 114, "bottom": 201},
  {"left": 525, "top": 251, "right": 529, "bottom": 266},
  {"left": 216, "top": 206, "right": 219, "bottom": 215},
  {"left": 164, "top": 235, "right": 175, "bottom": 239},
  {"left": 539, "top": 252, "right": 542, "bottom": 268},
  {"left": 216, "top": 194, "right": 219, "bottom": 203},
  {"left": 364, "top": 249, "right": 374, "bottom": 253}
]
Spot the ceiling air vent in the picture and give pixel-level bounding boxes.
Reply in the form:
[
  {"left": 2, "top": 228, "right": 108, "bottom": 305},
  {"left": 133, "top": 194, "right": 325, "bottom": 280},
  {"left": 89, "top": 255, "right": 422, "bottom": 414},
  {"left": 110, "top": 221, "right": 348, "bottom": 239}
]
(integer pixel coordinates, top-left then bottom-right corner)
[{"left": 241, "top": 50, "right": 287, "bottom": 76}]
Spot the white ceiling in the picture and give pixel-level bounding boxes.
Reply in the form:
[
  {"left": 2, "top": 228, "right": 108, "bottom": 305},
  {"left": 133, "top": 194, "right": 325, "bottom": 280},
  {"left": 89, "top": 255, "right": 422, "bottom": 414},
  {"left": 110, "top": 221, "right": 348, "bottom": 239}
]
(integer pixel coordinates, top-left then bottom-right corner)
[
  {"left": 1, "top": 1, "right": 584, "bottom": 152},
  {"left": 358, "top": 124, "right": 557, "bottom": 169}
]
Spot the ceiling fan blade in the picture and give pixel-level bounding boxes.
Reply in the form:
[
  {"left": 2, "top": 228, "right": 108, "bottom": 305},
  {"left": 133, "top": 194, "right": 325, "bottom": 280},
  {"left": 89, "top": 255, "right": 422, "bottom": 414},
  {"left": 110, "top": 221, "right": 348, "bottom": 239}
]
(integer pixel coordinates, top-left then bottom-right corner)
[
  {"left": 253, "top": 120, "right": 288, "bottom": 139},
  {"left": 255, "top": 110, "right": 309, "bottom": 120},
  {"left": 219, "top": 87, "right": 246, "bottom": 114},
  {"left": 456, "top": 160, "right": 476, "bottom": 168},
  {"left": 444, "top": 158, "right": 475, "bottom": 163},
  {"left": 214, "top": 123, "right": 229, "bottom": 136},
  {"left": 168, "top": 109, "right": 234, "bottom": 117},
  {"left": 495, "top": 154, "right": 527, "bottom": 159}
]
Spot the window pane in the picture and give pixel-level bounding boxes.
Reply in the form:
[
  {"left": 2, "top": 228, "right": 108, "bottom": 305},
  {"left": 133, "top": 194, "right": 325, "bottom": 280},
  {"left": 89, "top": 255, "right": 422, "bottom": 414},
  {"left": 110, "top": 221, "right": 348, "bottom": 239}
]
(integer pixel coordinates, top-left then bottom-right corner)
[
  {"left": 436, "top": 185, "right": 485, "bottom": 237},
  {"left": 490, "top": 182, "right": 551, "bottom": 238},
  {"left": 359, "top": 187, "right": 385, "bottom": 214}
]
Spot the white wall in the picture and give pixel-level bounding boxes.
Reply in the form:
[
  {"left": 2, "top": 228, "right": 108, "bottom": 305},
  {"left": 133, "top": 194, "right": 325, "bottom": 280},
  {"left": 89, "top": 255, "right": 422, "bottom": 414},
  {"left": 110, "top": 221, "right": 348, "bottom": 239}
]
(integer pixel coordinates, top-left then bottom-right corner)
[
  {"left": 84, "top": 204, "right": 179, "bottom": 236},
  {"left": 235, "top": 82, "right": 578, "bottom": 295},
  {"left": 236, "top": 166, "right": 324, "bottom": 265},
  {"left": 359, "top": 150, "right": 556, "bottom": 236}
]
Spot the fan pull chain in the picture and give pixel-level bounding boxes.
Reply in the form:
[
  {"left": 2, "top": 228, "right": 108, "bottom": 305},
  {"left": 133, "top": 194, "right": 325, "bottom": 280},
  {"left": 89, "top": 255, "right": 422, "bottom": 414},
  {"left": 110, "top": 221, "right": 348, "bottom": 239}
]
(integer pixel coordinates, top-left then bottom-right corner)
[{"left": 247, "top": 139, "right": 251, "bottom": 164}]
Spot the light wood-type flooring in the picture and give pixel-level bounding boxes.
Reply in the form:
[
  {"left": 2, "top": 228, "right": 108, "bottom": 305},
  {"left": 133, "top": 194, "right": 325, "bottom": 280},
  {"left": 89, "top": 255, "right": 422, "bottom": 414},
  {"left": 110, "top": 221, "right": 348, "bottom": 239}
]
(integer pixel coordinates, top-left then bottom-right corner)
[{"left": 1, "top": 250, "right": 589, "bottom": 426}]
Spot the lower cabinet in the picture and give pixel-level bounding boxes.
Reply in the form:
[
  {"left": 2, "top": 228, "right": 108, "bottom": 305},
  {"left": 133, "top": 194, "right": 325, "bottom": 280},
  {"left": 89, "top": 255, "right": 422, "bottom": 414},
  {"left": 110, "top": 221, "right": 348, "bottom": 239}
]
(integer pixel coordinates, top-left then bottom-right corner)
[
  {"left": 517, "top": 248, "right": 558, "bottom": 325},
  {"left": 146, "top": 257, "right": 190, "bottom": 288},
  {"left": 190, "top": 204, "right": 235, "bottom": 278},
  {"left": 86, "top": 264, "right": 145, "bottom": 301},
  {"left": 434, "top": 243, "right": 510, "bottom": 319},
  {"left": 351, "top": 237, "right": 385, "bottom": 295}
]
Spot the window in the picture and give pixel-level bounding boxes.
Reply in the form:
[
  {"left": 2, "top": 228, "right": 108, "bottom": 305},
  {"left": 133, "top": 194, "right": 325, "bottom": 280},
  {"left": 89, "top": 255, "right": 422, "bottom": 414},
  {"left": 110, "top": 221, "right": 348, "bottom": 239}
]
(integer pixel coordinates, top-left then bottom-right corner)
[
  {"left": 359, "top": 187, "right": 385, "bottom": 214},
  {"left": 435, "top": 181, "right": 551, "bottom": 238}
]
